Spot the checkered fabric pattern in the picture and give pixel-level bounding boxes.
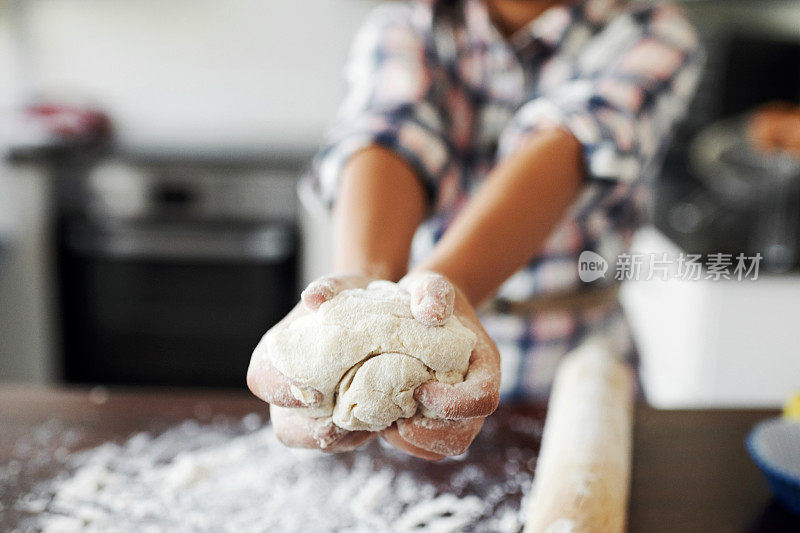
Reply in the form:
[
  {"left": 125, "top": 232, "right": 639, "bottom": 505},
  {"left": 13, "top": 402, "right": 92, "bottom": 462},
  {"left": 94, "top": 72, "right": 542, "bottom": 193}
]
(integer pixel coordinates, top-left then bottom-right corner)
[
  {"left": 481, "top": 304, "right": 634, "bottom": 400},
  {"left": 311, "top": 0, "right": 702, "bottom": 400}
]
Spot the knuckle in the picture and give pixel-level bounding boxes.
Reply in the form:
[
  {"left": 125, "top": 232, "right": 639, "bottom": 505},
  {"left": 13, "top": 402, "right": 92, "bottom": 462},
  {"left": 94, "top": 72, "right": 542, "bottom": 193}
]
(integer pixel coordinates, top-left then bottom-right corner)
[
  {"left": 482, "top": 388, "right": 500, "bottom": 414},
  {"left": 471, "top": 386, "right": 500, "bottom": 417}
]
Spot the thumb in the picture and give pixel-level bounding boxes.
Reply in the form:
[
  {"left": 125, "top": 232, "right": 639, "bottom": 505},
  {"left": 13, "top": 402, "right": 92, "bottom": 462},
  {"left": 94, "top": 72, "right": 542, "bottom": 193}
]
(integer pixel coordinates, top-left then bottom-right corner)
[{"left": 401, "top": 271, "right": 455, "bottom": 326}]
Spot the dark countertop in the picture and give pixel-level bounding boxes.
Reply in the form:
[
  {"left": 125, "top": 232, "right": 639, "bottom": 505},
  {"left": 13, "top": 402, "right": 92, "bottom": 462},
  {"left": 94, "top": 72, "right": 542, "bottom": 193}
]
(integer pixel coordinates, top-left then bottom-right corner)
[{"left": 1, "top": 386, "right": 798, "bottom": 532}]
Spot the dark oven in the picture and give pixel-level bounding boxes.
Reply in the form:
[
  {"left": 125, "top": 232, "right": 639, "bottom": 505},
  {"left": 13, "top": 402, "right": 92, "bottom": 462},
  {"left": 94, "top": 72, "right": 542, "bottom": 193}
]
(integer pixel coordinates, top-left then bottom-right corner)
[{"left": 57, "top": 154, "right": 300, "bottom": 388}]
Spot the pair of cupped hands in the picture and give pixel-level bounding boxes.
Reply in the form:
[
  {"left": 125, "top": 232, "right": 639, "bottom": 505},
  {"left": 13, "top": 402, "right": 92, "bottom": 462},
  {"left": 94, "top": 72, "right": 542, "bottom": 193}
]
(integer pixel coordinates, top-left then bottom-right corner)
[{"left": 247, "top": 271, "right": 501, "bottom": 460}]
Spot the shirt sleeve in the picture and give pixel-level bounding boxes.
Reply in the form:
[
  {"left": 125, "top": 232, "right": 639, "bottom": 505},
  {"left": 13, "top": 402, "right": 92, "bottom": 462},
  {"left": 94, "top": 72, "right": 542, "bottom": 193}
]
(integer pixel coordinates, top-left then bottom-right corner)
[
  {"left": 313, "top": 4, "right": 451, "bottom": 207},
  {"left": 497, "top": 3, "right": 704, "bottom": 184}
]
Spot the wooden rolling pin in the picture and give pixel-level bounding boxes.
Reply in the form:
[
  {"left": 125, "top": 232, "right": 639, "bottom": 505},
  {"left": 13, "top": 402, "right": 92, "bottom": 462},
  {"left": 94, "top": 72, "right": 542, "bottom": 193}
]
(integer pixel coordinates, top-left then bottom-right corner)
[{"left": 524, "top": 334, "right": 634, "bottom": 533}]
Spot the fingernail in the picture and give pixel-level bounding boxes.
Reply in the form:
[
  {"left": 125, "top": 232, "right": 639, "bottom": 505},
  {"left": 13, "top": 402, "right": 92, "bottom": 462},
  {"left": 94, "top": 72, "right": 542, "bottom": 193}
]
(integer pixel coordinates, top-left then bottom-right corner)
[
  {"left": 301, "top": 278, "right": 340, "bottom": 311},
  {"left": 290, "top": 384, "right": 322, "bottom": 406}
]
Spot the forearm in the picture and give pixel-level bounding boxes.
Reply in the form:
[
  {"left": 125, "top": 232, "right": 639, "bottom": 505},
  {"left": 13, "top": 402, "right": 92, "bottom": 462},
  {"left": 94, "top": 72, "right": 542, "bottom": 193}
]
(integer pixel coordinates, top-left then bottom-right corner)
[
  {"left": 415, "top": 128, "right": 583, "bottom": 305},
  {"left": 333, "top": 146, "right": 427, "bottom": 281}
]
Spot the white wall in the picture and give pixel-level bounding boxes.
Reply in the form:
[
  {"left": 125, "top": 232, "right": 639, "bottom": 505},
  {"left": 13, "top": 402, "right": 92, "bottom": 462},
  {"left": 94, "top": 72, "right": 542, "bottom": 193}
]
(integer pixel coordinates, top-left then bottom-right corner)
[{"left": 0, "top": 0, "right": 377, "bottom": 152}]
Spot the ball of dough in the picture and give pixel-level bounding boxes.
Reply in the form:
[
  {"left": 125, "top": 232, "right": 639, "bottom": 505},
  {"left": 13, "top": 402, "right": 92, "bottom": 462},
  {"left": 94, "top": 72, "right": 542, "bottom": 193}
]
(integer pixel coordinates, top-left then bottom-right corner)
[{"left": 253, "top": 281, "right": 476, "bottom": 431}]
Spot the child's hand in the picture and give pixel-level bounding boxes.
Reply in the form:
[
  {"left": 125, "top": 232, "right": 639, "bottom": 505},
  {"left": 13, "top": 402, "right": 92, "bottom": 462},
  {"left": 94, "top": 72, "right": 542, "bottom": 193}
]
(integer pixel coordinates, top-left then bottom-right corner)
[
  {"left": 749, "top": 102, "right": 800, "bottom": 156},
  {"left": 381, "top": 272, "right": 501, "bottom": 460},
  {"left": 247, "top": 274, "right": 378, "bottom": 451},
  {"left": 248, "top": 271, "right": 500, "bottom": 457}
]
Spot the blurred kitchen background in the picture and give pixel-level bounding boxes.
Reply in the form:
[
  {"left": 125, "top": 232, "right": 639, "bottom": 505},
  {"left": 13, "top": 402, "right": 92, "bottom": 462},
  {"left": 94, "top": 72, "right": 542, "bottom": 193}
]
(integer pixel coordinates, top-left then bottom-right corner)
[{"left": 0, "top": 0, "right": 798, "bottom": 407}]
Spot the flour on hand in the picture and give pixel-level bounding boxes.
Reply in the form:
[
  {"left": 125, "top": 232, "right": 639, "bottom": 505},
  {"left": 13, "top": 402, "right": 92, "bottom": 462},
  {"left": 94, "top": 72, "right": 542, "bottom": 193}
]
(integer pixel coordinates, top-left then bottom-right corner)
[{"left": 252, "top": 280, "right": 476, "bottom": 431}]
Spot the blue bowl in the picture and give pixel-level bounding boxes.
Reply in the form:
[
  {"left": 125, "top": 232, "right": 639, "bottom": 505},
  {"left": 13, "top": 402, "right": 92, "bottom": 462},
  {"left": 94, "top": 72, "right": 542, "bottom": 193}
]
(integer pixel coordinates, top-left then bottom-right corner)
[{"left": 746, "top": 418, "right": 800, "bottom": 516}]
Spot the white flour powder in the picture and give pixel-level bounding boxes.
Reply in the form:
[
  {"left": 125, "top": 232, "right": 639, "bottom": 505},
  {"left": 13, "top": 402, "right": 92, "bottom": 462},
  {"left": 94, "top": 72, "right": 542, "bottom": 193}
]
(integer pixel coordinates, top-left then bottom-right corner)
[{"left": 12, "top": 414, "right": 538, "bottom": 532}]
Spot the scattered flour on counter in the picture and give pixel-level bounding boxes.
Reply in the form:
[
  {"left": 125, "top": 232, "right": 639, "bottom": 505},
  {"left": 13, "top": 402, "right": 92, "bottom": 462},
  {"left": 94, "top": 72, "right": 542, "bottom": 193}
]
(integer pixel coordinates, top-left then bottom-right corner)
[{"left": 16, "top": 414, "right": 536, "bottom": 533}]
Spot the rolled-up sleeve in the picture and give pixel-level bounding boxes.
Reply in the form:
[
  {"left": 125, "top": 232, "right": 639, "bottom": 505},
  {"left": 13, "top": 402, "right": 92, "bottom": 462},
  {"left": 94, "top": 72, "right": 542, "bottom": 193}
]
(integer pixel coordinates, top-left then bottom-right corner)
[
  {"left": 314, "top": 5, "right": 451, "bottom": 207},
  {"left": 497, "top": 4, "right": 703, "bottom": 184}
]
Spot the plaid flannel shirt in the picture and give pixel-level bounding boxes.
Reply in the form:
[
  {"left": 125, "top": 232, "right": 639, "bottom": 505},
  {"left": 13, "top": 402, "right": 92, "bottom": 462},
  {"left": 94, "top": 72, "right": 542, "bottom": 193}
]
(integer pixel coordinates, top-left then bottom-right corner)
[{"left": 312, "top": 0, "right": 702, "bottom": 399}]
